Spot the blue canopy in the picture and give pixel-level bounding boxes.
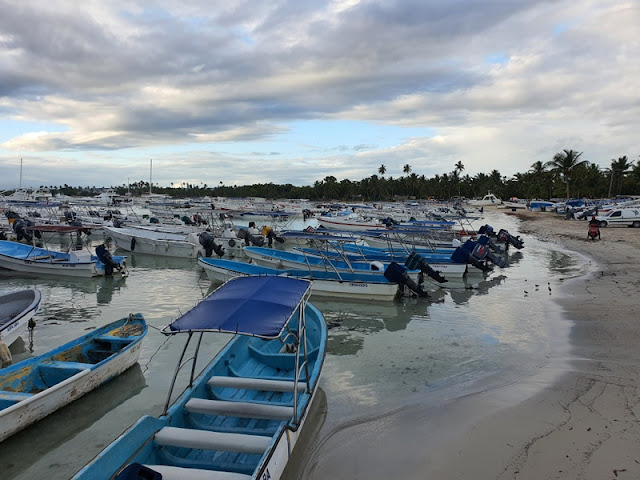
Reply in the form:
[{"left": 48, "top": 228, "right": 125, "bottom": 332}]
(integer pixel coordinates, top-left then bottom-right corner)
[{"left": 165, "top": 276, "right": 311, "bottom": 337}]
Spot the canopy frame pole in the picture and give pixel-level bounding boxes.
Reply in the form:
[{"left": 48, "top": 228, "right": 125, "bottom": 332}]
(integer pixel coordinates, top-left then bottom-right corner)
[{"left": 163, "top": 331, "right": 194, "bottom": 415}]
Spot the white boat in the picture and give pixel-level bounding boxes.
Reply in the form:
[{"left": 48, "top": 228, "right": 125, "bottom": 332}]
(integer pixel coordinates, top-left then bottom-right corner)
[
  {"left": 0, "top": 315, "right": 147, "bottom": 442},
  {"left": 317, "top": 215, "right": 389, "bottom": 231},
  {"left": 468, "top": 192, "right": 502, "bottom": 206},
  {"left": 0, "top": 239, "right": 127, "bottom": 278},
  {"left": 0, "top": 288, "right": 41, "bottom": 349},
  {"left": 104, "top": 225, "right": 205, "bottom": 258}
]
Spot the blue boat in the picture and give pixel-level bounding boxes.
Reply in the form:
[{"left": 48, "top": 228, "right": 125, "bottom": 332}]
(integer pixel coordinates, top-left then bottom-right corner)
[
  {"left": 198, "top": 257, "right": 426, "bottom": 301},
  {"left": 0, "top": 314, "right": 147, "bottom": 442},
  {"left": 74, "top": 276, "right": 328, "bottom": 480},
  {"left": 0, "top": 239, "right": 127, "bottom": 278}
]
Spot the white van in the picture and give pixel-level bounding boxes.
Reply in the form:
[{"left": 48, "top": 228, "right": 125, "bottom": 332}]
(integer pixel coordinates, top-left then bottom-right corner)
[{"left": 594, "top": 208, "right": 640, "bottom": 227}]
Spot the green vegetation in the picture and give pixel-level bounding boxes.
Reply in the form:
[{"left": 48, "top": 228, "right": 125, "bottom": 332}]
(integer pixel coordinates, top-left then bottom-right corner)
[{"left": 18, "top": 151, "right": 640, "bottom": 201}]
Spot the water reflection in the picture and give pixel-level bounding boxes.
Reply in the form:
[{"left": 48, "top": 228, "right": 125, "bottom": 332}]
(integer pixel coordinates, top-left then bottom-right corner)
[
  {"left": 96, "top": 276, "right": 128, "bottom": 305},
  {"left": 0, "top": 364, "right": 147, "bottom": 480}
]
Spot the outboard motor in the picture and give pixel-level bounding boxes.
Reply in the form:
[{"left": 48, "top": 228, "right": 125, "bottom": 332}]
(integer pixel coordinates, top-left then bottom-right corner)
[
  {"left": 496, "top": 229, "right": 525, "bottom": 249},
  {"left": 181, "top": 215, "right": 195, "bottom": 225},
  {"left": 451, "top": 240, "right": 492, "bottom": 272},
  {"left": 12, "top": 218, "right": 34, "bottom": 242},
  {"left": 404, "top": 252, "right": 447, "bottom": 283},
  {"left": 198, "top": 232, "right": 225, "bottom": 257},
  {"left": 302, "top": 208, "right": 312, "bottom": 220},
  {"left": 237, "top": 227, "right": 265, "bottom": 247},
  {"left": 477, "top": 224, "right": 495, "bottom": 237},
  {"left": 384, "top": 262, "right": 428, "bottom": 297},
  {"left": 473, "top": 236, "right": 507, "bottom": 268},
  {"left": 95, "top": 243, "right": 121, "bottom": 276}
]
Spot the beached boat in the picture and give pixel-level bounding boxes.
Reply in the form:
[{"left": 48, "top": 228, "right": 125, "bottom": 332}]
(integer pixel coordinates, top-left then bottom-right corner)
[
  {"left": 0, "top": 239, "right": 127, "bottom": 278},
  {"left": 74, "top": 275, "right": 327, "bottom": 480},
  {"left": 468, "top": 192, "right": 502, "bottom": 206},
  {"left": 0, "top": 314, "right": 147, "bottom": 442},
  {"left": 0, "top": 288, "right": 41, "bottom": 349},
  {"left": 198, "top": 257, "right": 406, "bottom": 301}
]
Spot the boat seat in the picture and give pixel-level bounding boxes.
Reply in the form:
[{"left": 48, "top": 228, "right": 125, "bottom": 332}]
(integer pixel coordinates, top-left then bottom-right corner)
[
  {"left": 0, "top": 390, "right": 33, "bottom": 401},
  {"left": 185, "top": 398, "right": 294, "bottom": 420},
  {"left": 42, "top": 360, "right": 93, "bottom": 370},
  {"left": 28, "top": 255, "right": 52, "bottom": 261},
  {"left": 154, "top": 426, "right": 270, "bottom": 454},
  {"left": 94, "top": 335, "right": 134, "bottom": 345},
  {"left": 208, "top": 376, "right": 297, "bottom": 392},
  {"left": 142, "top": 465, "right": 252, "bottom": 480}
]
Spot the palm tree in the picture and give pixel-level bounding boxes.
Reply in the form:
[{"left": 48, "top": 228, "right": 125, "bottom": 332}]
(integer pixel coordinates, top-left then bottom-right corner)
[
  {"left": 403, "top": 164, "right": 411, "bottom": 175},
  {"left": 378, "top": 164, "right": 387, "bottom": 177},
  {"left": 544, "top": 149, "right": 588, "bottom": 199},
  {"left": 454, "top": 161, "right": 465, "bottom": 175},
  {"left": 607, "top": 156, "right": 634, "bottom": 196}
]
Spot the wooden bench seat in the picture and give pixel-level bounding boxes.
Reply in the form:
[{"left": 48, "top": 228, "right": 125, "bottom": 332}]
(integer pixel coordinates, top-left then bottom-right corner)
[
  {"left": 208, "top": 376, "right": 297, "bottom": 392},
  {"left": 142, "top": 464, "right": 252, "bottom": 480}
]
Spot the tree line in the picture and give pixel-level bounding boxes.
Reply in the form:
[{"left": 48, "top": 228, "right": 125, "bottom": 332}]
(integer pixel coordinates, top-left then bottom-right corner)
[{"left": 22, "top": 150, "right": 640, "bottom": 201}]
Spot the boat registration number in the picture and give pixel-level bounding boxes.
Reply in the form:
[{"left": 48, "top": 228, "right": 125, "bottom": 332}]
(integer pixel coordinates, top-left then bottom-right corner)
[
  {"left": 261, "top": 469, "right": 271, "bottom": 480},
  {"left": 349, "top": 282, "right": 367, "bottom": 287}
]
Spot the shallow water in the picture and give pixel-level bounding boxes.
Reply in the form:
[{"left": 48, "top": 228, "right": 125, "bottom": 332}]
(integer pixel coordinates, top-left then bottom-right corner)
[{"left": 0, "top": 210, "right": 592, "bottom": 479}]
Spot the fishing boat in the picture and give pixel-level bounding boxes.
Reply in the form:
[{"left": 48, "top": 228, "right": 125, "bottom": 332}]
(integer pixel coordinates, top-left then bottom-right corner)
[
  {"left": 0, "top": 314, "right": 147, "bottom": 442},
  {"left": 468, "top": 192, "right": 502, "bottom": 206},
  {"left": 104, "top": 225, "right": 206, "bottom": 258},
  {"left": 198, "top": 257, "right": 408, "bottom": 301},
  {"left": 0, "top": 288, "right": 41, "bottom": 349},
  {"left": 0, "top": 238, "right": 127, "bottom": 278},
  {"left": 243, "top": 245, "right": 467, "bottom": 280},
  {"left": 74, "top": 275, "right": 327, "bottom": 480}
]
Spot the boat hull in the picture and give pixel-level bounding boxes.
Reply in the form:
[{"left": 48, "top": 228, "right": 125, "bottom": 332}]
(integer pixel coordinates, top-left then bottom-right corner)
[
  {"left": 105, "top": 227, "right": 203, "bottom": 258},
  {"left": 0, "top": 253, "right": 99, "bottom": 277},
  {"left": 0, "top": 316, "right": 147, "bottom": 442},
  {"left": 199, "top": 259, "right": 399, "bottom": 301},
  {"left": 0, "top": 289, "right": 41, "bottom": 347}
]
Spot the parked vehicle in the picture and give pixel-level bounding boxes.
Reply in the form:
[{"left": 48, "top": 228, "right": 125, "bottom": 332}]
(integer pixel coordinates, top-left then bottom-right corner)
[{"left": 594, "top": 208, "right": 640, "bottom": 228}]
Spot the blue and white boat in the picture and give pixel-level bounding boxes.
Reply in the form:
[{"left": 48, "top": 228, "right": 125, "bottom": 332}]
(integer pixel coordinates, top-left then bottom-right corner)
[
  {"left": 74, "top": 276, "right": 327, "bottom": 480},
  {"left": 0, "top": 239, "right": 127, "bottom": 278},
  {"left": 243, "top": 245, "right": 467, "bottom": 280},
  {"left": 0, "top": 288, "right": 41, "bottom": 348},
  {"left": 0, "top": 314, "right": 147, "bottom": 442},
  {"left": 198, "top": 257, "right": 418, "bottom": 301}
]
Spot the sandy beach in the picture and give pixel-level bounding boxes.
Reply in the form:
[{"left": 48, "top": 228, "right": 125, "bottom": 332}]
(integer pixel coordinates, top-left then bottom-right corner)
[
  {"left": 427, "top": 210, "right": 640, "bottom": 479},
  {"left": 293, "top": 209, "right": 640, "bottom": 480}
]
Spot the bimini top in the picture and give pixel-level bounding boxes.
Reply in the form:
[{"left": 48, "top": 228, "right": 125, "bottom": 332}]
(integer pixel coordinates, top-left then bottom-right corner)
[{"left": 164, "top": 276, "right": 312, "bottom": 338}]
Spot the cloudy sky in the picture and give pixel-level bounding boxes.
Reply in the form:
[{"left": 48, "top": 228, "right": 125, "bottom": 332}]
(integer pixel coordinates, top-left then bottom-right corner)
[{"left": 1, "top": 0, "right": 638, "bottom": 191}]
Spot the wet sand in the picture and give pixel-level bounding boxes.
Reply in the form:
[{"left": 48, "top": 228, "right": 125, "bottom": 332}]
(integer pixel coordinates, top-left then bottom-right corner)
[
  {"left": 426, "top": 210, "right": 640, "bottom": 479},
  {"left": 298, "top": 209, "right": 640, "bottom": 480}
]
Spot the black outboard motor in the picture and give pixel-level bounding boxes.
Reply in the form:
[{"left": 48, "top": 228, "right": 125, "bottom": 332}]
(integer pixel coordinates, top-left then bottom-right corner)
[
  {"left": 95, "top": 243, "right": 121, "bottom": 276},
  {"left": 198, "top": 232, "right": 225, "bottom": 257},
  {"left": 451, "top": 239, "right": 492, "bottom": 272},
  {"left": 237, "top": 228, "right": 265, "bottom": 247},
  {"left": 181, "top": 215, "right": 195, "bottom": 226},
  {"left": 384, "top": 262, "right": 429, "bottom": 297},
  {"left": 12, "top": 218, "right": 39, "bottom": 242},
  {"left": 478, "top": 224, "right": 495, "bottom": 237},
  {"left": 302, "top": 208, "right": 312, "bottom": 220},
  {"left": 473, "top": 236, "right": 507, "bottom": 268},
  {"left": 405, "top": 252, "right": 447, "bottom": 283},
  {"left": 496, "top": 229, "right": 524, "bottom": 249}
]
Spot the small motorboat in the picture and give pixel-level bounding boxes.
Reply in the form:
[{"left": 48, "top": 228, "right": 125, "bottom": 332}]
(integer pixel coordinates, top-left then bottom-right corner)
[
  {"left": 0, "top": 314, "right": 147, "bottom": 442},
  {"left": 0, "top": 288, "right": 41, "bottom": 350},
  {"left": 74, "top": 275, "right": 327, "bottom": 480}
]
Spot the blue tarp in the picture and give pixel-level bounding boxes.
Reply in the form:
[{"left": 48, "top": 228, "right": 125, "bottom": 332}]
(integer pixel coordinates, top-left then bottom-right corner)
[{"left": 167, "top": 276, "right": 311, "bottom": 337}]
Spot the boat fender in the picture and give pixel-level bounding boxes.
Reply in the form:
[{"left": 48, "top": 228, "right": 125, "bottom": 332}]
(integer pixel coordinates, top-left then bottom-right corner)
[
  {"left": 130, "top": 236, "right": 136, "bottom": 251},
  {"left": 228, "top": 239, "right": 236, "bottom": 248}
]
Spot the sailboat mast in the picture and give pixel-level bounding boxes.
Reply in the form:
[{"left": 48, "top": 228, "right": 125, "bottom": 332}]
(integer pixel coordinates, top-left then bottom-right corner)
[
  {"left": 19, "top": 158, "right": 23, "bottom": 189},
  {"left": 149, "top": 159, "right": 152, "bottom": 194}
]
